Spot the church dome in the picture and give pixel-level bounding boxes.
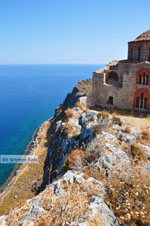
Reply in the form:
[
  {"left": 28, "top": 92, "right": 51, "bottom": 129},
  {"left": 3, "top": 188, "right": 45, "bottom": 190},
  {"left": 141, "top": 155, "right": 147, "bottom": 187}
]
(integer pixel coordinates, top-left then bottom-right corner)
[
  {"left": 134, "top": 30, "right": 150, "bottom": 42},
  {"left": 128, "top": 29, "right": 150, "bottom": 62}
]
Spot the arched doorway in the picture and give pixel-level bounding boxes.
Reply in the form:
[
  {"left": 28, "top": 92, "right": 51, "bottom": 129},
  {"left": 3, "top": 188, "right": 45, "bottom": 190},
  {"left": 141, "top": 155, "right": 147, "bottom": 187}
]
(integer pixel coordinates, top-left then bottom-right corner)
[{"left": 133, "top": 89, "right": 150, "bottom": 110}]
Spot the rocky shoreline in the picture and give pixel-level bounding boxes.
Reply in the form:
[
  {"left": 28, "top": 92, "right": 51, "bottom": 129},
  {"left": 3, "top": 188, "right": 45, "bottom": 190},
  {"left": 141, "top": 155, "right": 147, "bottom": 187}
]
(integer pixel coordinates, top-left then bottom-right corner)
[
  {"left": 0, "top": 122, "right": 46, "bottom": 196},
  {"left": 0, "top": 79, "right": 92, "bottom": 198}
]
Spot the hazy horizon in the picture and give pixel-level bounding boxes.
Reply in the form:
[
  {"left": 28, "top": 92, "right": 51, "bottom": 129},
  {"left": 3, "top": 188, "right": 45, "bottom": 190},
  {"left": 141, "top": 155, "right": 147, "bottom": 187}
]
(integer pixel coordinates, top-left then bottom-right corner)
[{"left": 0, "top": 61, "right": 107, "bottom": 66}]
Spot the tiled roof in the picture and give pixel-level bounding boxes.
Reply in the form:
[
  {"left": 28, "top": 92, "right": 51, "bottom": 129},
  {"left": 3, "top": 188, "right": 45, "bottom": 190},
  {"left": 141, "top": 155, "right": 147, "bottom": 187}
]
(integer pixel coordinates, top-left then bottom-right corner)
[{"left": 133, "top": 30, "right": 150, "bottom": 42}]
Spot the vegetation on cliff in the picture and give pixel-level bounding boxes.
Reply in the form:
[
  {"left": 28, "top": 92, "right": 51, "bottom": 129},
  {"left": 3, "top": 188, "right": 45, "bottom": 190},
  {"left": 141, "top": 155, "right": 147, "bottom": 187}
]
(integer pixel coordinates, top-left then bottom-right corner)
[{"left": 1, "top": 79, "right": 150, "bottom": 226}]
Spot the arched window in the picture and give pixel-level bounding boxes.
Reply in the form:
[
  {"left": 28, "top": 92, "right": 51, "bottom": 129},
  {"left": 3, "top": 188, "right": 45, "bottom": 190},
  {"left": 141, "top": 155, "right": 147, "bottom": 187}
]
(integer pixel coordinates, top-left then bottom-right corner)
[
  {"left": 138, "top": 47, "right": 141, "bottom": 61},
  {"left": 134, "top": 90, "right": 149, "bottom": 110},
  {"left": 137, "top": 70, "right": 149, "bottom": 85}
]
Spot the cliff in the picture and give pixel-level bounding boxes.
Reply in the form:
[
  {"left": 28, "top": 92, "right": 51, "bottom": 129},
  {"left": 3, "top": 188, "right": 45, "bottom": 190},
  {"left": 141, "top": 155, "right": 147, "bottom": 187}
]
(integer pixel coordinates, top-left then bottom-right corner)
[{"left": 1, "top": 79, "right": 150, "bottom": 226}]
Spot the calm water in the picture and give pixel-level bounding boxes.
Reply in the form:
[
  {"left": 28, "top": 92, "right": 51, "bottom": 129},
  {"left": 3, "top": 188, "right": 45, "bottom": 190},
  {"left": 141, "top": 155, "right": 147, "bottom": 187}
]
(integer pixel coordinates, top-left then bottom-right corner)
[{"left": 0, "top": 64, "right": 103, "bottom": 186}]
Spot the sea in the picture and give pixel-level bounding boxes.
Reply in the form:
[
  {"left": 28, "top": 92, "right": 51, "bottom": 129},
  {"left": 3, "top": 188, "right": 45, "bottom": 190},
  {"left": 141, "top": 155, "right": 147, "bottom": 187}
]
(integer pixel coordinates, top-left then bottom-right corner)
[{"left": 0, "top": 64, "right": 103, "bottom": 187}]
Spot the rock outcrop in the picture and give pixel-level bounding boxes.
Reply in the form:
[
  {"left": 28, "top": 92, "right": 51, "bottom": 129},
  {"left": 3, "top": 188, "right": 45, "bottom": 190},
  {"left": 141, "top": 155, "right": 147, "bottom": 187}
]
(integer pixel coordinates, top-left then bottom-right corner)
[{"left": 1, "top": 79, "right": 150, "bottom": 226}]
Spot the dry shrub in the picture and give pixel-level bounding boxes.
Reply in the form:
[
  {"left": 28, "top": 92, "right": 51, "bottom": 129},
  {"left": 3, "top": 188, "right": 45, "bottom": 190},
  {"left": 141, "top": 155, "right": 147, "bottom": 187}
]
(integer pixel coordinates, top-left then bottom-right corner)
[
  {"left": 93, "top": 124, "right": 102, "bottom": 135},
  {"left": 147, "top": 114, "right": 150, "bottom": 119},
  {"left": 65, "top": 149, "right": 85, "bottom": 170},
  {"left": 125, "top": 126, "right": 131, "bottom": 134},
  {"left": 81, "top": 180, "right": 102, "bottom": 200},
  {"left": 88, "top": 216, "right": 103, "bottom": 226},
  {"left": 60, "top": 180, "right": 68, "bottom": 189},
  {"left": 130, "top": 143, "right": 147, "bottom": 162},
  {"left": 141, "top": 130, "right": 150, "bottom": 140},
  {"left": 35, "top": 183, "right": 89, "bottom": 226},
  {"left": 112, "top": 112, "right": 117, "bottom": 118},
  {"left": 64, "top": 108, "right": 74, "bottom": 121},
  {"left": 140, "top": 114, "right": 145, "bottom": 118},
  {"left": 75, "top": 102, "right": 84, "bottom": 110},
  {"left": 105, "top": 165, "right": 150, "bottom": 225},
  {"left": 63, "top": 123, "right": 74, "bottom": 135},
  {"left": 6, "top": 198, "right": 27, "bottom": 214},
  {"left": 84, "top": 152, "right": 99, "bottom": 164},
  {"left": 6, "top": 202, "right": 31, "bottom": 226},
  {"left": 83, "top": 168, "right": 103, "bottom": 182},
  {"left": 112, "top": 115, "right": 123, "bottom": 126},
  {"left": 97, "top": 111, "right": 109, "bottom": 119}
]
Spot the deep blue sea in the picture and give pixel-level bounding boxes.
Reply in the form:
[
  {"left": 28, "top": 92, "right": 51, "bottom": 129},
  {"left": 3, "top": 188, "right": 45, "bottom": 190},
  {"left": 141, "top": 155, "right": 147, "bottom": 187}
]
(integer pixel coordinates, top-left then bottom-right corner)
[{"left": 0, "top": 64, "right": 103, "bottom": 186}]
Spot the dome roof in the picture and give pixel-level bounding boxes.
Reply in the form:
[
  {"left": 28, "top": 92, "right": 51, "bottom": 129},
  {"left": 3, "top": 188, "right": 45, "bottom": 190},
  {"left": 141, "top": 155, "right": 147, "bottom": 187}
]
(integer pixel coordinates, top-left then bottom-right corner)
[{"left": 134, "top": 30, "right": 150, "bottom": 42}]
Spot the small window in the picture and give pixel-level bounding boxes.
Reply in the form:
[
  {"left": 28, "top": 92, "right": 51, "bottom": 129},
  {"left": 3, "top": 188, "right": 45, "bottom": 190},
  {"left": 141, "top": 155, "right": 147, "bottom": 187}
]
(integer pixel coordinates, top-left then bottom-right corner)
[{"left": 107, "top": 96, "right": 113, "bottom": 105}]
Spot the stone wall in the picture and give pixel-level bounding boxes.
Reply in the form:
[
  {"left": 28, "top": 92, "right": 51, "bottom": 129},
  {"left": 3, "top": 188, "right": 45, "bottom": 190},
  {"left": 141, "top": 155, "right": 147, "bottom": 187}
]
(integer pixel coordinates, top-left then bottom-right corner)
[{"left": 92, "top": 61, "right": 150, "bottom": 111}]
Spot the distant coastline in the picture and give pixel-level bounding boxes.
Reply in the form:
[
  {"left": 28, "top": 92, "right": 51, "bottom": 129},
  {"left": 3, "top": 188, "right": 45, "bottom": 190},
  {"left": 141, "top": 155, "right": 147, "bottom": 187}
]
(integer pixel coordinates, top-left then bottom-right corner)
[
  {"left": 0, "top": 64, "right": 102, "bottom": 194},
  {"left": 0, "top": 122, "right": 44, "bottom": 195}
]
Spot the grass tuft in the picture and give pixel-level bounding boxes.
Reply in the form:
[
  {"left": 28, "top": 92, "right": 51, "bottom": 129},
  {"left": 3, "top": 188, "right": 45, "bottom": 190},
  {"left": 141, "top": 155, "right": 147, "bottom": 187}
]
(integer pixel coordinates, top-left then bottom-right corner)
[
  {"left": 83, "top": 168, "right": 103, "bottom": 182},
  {"left": 124, "top": 126, "right": 131, "bottom": 134},
  {"left": 97, "top": 111, "right": 109, "bottom": 119},
  {"left": 64, "top": 108, "right": 74, "bottom": 121},
  {"left": 105, "top": 166, "right": 150, "bottom": 225},
  {"left": 141, "top": 130, "right": 150, "bottom": 140},
  {"left": 93, "top": 124, "right": 102, "bottom": 135},
  {"left": 130, "top": 143, "right": 147, "bottom": 162},
  {"left": 112, "top": 114, "right": 123, "bottom": 126},
  {"left": 63, "top": 123, "right": 74, "bottom": 135},
  {"left": 75, "top": 102, "right": 84, "bottom": 110}
]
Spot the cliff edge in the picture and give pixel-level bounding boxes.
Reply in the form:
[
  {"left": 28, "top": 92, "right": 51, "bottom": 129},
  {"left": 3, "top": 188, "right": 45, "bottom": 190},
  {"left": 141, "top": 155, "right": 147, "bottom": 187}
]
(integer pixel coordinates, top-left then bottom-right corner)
[{"left": 1, "top": 79, "right": 150, "bottom": 226}]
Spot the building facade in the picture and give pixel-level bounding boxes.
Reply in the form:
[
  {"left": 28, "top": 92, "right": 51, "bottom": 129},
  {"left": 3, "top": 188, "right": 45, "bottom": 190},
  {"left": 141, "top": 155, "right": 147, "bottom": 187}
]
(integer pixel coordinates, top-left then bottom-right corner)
[{"left": 92, "top": 30, "right": 150, "bottom": 112}]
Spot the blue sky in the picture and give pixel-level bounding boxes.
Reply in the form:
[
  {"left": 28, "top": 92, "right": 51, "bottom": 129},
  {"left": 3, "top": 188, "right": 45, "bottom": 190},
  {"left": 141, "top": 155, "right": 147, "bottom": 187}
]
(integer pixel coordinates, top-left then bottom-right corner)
[{"left": 0, "top": 0, "right": 150, "bottom": 64}]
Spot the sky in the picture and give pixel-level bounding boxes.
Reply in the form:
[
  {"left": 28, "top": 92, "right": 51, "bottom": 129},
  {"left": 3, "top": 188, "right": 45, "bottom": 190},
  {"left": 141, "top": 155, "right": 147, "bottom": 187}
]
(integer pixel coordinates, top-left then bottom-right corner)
[{"left": 0, "top": 0, "right": 150, "bottom": 65}]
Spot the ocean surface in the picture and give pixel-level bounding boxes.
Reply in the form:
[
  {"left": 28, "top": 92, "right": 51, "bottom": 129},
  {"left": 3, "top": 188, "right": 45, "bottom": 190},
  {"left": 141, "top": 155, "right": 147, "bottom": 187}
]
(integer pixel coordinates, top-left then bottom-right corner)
[{"left": 0, "top": 64, "right": 103, "bottom": 186}]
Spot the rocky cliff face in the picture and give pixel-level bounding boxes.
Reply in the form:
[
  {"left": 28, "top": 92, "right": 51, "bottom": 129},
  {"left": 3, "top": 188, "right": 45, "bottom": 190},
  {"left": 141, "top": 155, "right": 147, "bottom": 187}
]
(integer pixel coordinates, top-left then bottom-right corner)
[{"left": 1, "top": 79, "right": 150, "bottom": 226}]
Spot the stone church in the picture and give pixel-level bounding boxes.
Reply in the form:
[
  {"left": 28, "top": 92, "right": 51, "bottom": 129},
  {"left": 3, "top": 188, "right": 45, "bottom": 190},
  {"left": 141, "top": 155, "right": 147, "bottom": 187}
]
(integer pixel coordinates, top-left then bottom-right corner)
[{"left": 92, "top": 30, "right": 150, "bottom": 112}]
